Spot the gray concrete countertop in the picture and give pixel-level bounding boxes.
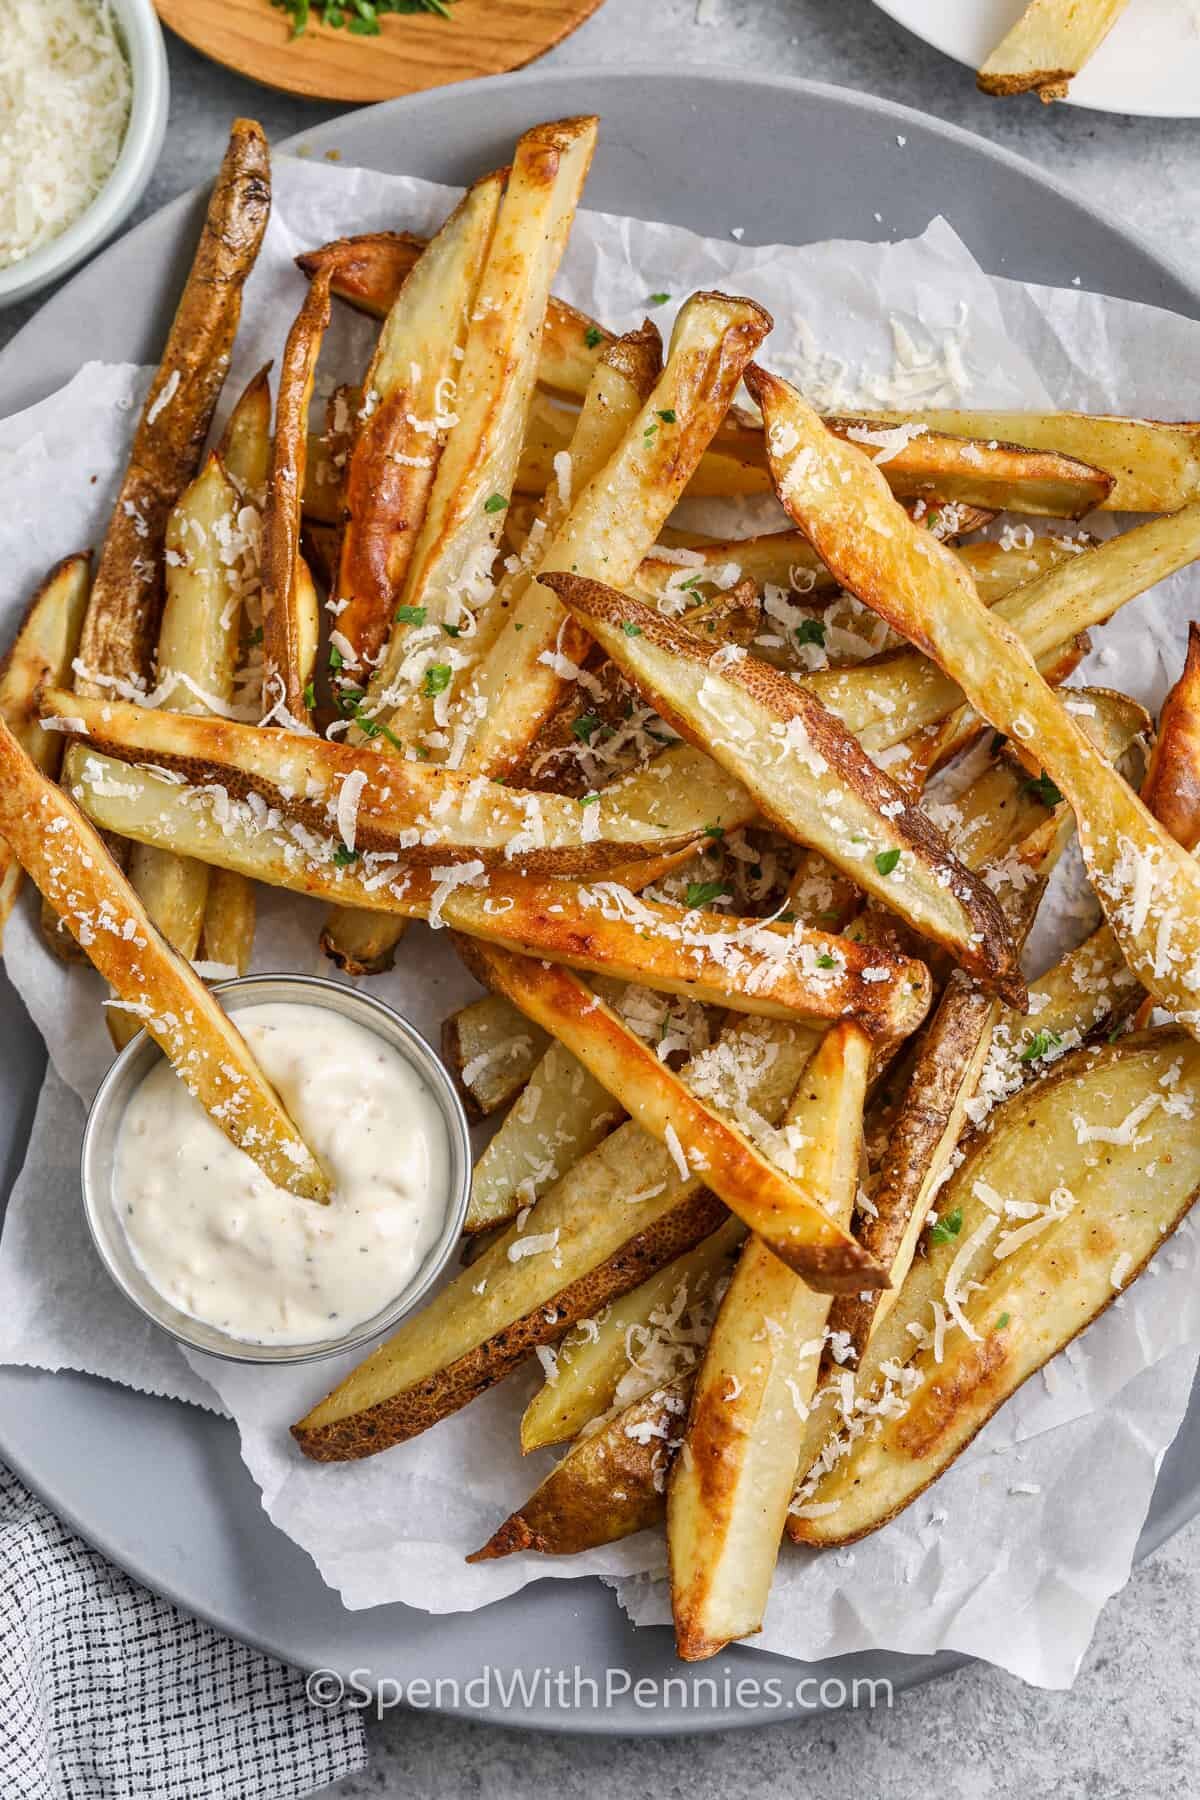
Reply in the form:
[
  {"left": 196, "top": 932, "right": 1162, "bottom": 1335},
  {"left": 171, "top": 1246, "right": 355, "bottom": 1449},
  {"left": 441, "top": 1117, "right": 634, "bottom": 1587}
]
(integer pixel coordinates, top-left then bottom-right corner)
[{"left": 6, "top": 1, "right": 1199, "bottom": 1791}]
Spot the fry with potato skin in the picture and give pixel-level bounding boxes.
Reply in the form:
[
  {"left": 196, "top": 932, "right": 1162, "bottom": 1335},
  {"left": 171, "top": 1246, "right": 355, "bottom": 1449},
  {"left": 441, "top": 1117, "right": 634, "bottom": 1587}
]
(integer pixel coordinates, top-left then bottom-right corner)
[
  {"left": 262, "top": 268, "right": 332, "bottom": 727},
  {"left": 42, "top": 686, "right": 731, "bottom": 875},
  {"left": 1142, "top": 623, "right": 1200, "bottom": 853},
  {"left": 75, "top": 119, "right": 270, "bottom": 695},
  {"left": 69, "top": 751, "right": 932, "bottom": 1030},
  {"left": 749, "top": 363, "right": 1200, "bottom": 1037},
  {"left": 443, "top": 992, "right": 551, "bottom": 1122},
  {"left": 669, "top": 1022, "right": 872, "bottom": 1659},
  {"left": 790, "top": 1031, "right": 1200, "bottom": 1545},
  {"left": 0, "top": 554, "right": 91, "bottom": 943},
  {"left": 296, "top": 229, "right": 615, "bottom": 399},
  {"left": 542, "top": 571, "right": 1022, "bottom": 1001},
  {"left": 333, "top": 174, "right": 503, "bottom": 666},
  {"left": 465, "top": 944, "right": 885, "bottom": 1289},
  {"left": 0, "top": 719, "right": 326, "bottom": 1200},
  {"left": 200, "top": 867, "right": 256, "bottom": 976}
]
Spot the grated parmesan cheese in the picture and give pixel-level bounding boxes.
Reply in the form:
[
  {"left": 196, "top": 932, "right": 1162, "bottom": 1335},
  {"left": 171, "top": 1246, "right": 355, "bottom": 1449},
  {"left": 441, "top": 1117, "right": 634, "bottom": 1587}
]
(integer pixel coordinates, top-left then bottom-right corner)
[{"left": 0, "top": 0, "right": 131, "bottom": 270}]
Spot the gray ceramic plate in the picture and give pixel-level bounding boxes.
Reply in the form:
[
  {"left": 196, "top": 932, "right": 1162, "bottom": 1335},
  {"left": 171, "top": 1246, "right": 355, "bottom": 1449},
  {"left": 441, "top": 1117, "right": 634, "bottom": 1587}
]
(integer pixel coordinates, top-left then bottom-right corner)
[{"left": 1, "top": 67, "right": 1198, "bottom": 1737}]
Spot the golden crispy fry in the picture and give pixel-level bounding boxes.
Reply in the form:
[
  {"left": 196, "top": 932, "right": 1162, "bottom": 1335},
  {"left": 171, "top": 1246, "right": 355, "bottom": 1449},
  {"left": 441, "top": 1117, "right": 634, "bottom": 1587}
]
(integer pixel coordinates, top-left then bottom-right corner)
[
  {"left": 1143, "top": 624, "right": 1200, "bottom": 853},
  {"left": 291, "top": 1012, "right": 823, "bottom": 1459},
  {"left": 668, "top": 1022, "right": 872, "bottom": 1659},
  {"left": 218, "top": 364, "right": 272, "bottom": 496},
  {"left": 0, "top": 720, "right": 326, "bottom": 1199},
  {"left": 544, "top": 572, "right": 1021, "bottom": 999},
  {"left": 200, "top": 868, "right": 256, "bottom": 976},
  {"left": 466, "top": 1038, "right": 622, "bottom": 1231},
  {"left": 296, "top": 229, "right": 614, "bottom": 399},
  {"left": 75, "top": 119, "right": 270, "bottom": 695},
  {"left": 519, "top": 1219, "right": 745, "bottom": 1452},
  {"left": 470, "top": 1378, "right": 692, "bottom": 1559},
  {"left": 43, "top": 687, "right": 736, "bottom": 875},
  {"left": 453, "top": 294, "right": 772, "bottom": 778},
  {"left": 850, "top": 409, "right": 1200, "bottom": 511},
  {"left": 466, "top": 944, "right": 884, "bottom": 1288},
  {"left": 69, "top": 751, "right": 931, "bottom": 1030},
  {"left": 791, "top": 1031, "right": 1200, "bottom": 1544},
  {"left": 750, "top": 365, "right": 1200, "bottom": 1037},
  {"left": 978, "top": 0, "right": 1132, "bottom": 100},
  {"left": 262, "top": 268, "right": 332, "bottom": 726},
  {"left": 333, "top": 174, "right": 502, "bottom": 665},
  {"left": 442, "top": 991, "right": 551, "bottom": 1121},
  {"left": 0, "top": 555, "right": 91, "bottom": 943}
]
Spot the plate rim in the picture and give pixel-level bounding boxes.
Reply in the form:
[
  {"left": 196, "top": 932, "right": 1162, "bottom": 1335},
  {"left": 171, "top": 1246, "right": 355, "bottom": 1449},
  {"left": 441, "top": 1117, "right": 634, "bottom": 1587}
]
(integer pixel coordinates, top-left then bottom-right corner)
[{"left": 2, "top": 61, "right": 1200, "bottom": 1734}]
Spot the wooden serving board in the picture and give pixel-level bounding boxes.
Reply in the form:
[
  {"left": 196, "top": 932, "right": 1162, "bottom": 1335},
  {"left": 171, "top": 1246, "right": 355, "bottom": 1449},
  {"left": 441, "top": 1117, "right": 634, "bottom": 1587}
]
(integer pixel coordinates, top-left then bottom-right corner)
[{"left": 154, "top": 0, "right": 606, "bottom": 104}]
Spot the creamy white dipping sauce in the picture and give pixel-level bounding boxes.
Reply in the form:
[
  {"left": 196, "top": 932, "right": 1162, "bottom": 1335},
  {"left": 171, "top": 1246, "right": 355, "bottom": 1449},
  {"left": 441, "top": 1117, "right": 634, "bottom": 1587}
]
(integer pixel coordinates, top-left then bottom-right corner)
[{"left": 113, "top": 1002, "right": 450, "bottom": 1346}]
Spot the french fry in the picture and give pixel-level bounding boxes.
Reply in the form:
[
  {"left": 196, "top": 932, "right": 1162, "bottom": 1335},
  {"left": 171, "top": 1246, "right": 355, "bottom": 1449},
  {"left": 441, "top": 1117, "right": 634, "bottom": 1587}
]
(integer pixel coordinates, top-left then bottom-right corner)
[
  {"left": 443, "top": 992, "right": 551, "bottom": 1121},
  {"left": 43, "top": 687, "right": 744, "bottom": 875},
  {"left": 519, "top": 1218, "right": 745, "bottom": 1452},
  {"left": 978, "top": 0, "right": 1132, "bottom": 101},
  {"left": 199, "top": 867, "right": 256, "bottom": 977},
  {"left": 0, "top": 719, "right": 326, "bottom": 1200},
  {"left": 465, "top": 943, "right": 885, "bottom": 1288},
  {"left": 1142, "top": 623, "right": 1200, "bottom": 853},
  {"left": 72, "top": 119, "right": 270, "bottom": 697},
  {"left": 518, "top": 396, "right": 1112, "bottom": 517},
  {"left": 452, "top": 292, "right": 772, "bottom": 779},
  {"left": 790, "top": 1030, "right": 1200, "bottom": 1545},
  {"left": 802, "top": 508, "right": 1200, "bottom": 754},
  {"left": 262, "top": 269, "right": 332, "bottom": 727},
  {"left": 668, "top": 1022, "right": 872, "bottom": 1659},
  {"left": 297, "top": 229, "right": 614, "bottom": 399},
  {"left": 292, "top": 1012, "right": 824, "bottom": 1459},
  {"left": 69, "top": 752, "right": 931, "bottom": 1031},
  {"left": 847, "top": 409, "right": 1200, "bottom": 512},
  {"left": 333, "top": 174, "right": 503, "bottom": 665},
  {"left": 0, "top": 555, "right": 91, "bottom": 943},
  {"left": 219, "top": 364, "right": 272, "bottom": 496},
  {"left": 750, "top": 365, "right": 1200, "bottom": 1037},
  {"left": 466, "top": 1039, "right": 622, "bottom": 1231},
  {"left": 543, "top": 573, "right": 1022, "bottom": 999},
  {"left": 470, "top": 1377, "right": 693, "bottom": 1559}
]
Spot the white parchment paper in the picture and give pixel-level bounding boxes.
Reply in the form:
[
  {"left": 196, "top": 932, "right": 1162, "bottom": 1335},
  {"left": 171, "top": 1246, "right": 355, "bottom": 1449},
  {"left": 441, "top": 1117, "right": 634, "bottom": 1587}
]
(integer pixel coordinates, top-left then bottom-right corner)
[{"left": 1, "top": 155, "right": 1199, "bottom": 1688}]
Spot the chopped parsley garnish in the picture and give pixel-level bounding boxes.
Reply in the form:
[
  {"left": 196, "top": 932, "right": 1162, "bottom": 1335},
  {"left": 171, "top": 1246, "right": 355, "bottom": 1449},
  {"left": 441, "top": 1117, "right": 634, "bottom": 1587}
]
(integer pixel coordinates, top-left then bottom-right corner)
[
  {"left": 423, "top": 663, "right": 452, "bottom": 697},
  {"left": 1019, "top": 1027, "right": 1063, "bottom": 1064},
  {"left": 483, "top": 493, "right": 508, "bottom": 514},
  {"left": 442, "top": 622, "right": 462, "bottom": 637},
  {"left": 929, "top": 1207, "right": 963, "bottom": 1245},
  {"left": 333, "top": 844, "right": 360, "bottom": 867},
  {"left": 327, "top": 643, "right": 344, "bottom": 672},
  {"left": 395, "top": 604, "right": 426, "bottom": 625},
  {"left": 703, "top": 823, "right": 725, "bottom": 840},
  {"left": 643, "top": 422, "right": 659, "bottom": 443},
  {"left": 995, "top": 1313, "right": 1011, "bottom": 1331},
  {"left": 302, "top": 680, "right": 316, "bottom": 710},
  {"left": 648, "top": 292, "right": 671, "bottom": 307},
  {"left": 579, "top": 792, "right": 600, "bottom": 807},
  {"left": 250, "top": 625, "right": 264, "bottom": 645},
  {"left": 274, "top": 0, "right": 456, "bottom": 38},
  {"left": 584, "top": 325, "right": 604, "bottom": 349},
  {"left": 685, "top": 879, "right": 731, "bottom": 909},
  {"left": 1025, "top": 770, "right": 1064, "bottom": 807},
  {"left": 794, "top": 617, "right": 827, "bottom": 647},
  {"left": 571, "top": 712, "right": 603, "bottom": 742},
  {"left": 622, "top": 621, "right": 643, "bottom": 637},
  {"left": 816, "top": 952, "right": 839, "bottom": 969},
  {"left": 874, "top": 848, "right": 902, "bottom": 877},
  {"left": 679, "top": 575, "right": 702, "bottom": 592},
  {"left": 657, "top": 408, "right": 677, "bottom": 424}
]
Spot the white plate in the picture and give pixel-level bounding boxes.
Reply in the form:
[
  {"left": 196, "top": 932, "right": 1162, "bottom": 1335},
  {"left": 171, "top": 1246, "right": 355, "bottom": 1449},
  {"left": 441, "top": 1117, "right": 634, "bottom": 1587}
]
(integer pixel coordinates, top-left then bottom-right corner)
[{"left": 872, "top": 0, "right": 1200, "bottom": 117}]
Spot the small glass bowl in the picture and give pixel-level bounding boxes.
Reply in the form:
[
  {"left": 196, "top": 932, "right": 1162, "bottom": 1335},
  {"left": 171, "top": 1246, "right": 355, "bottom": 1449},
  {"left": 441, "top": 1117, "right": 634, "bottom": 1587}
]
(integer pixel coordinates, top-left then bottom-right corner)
[{"left": 80, "top": 973, "right": 472, "bottom": 1365}]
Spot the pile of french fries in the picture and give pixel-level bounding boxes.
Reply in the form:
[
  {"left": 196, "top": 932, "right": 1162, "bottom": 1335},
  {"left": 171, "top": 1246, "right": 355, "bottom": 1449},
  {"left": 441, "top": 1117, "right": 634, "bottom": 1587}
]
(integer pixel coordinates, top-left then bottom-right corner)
[{"left": 4, "top": 111, "right": 1200, "bottom": 1663}]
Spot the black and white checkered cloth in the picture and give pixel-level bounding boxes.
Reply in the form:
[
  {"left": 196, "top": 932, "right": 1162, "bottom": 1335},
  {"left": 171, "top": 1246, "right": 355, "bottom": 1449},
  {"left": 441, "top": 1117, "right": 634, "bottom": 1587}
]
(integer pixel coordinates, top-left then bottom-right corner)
[{"left": 0, "top": 1463, "right": 365, "bottom": 1798}]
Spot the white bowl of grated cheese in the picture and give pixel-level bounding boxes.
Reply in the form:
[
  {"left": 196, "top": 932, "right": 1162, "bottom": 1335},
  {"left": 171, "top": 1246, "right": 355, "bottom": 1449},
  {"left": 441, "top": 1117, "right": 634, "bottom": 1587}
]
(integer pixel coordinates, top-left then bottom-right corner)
[{"left": 0, "top": 0, "right": 168, "bottom": 308}]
